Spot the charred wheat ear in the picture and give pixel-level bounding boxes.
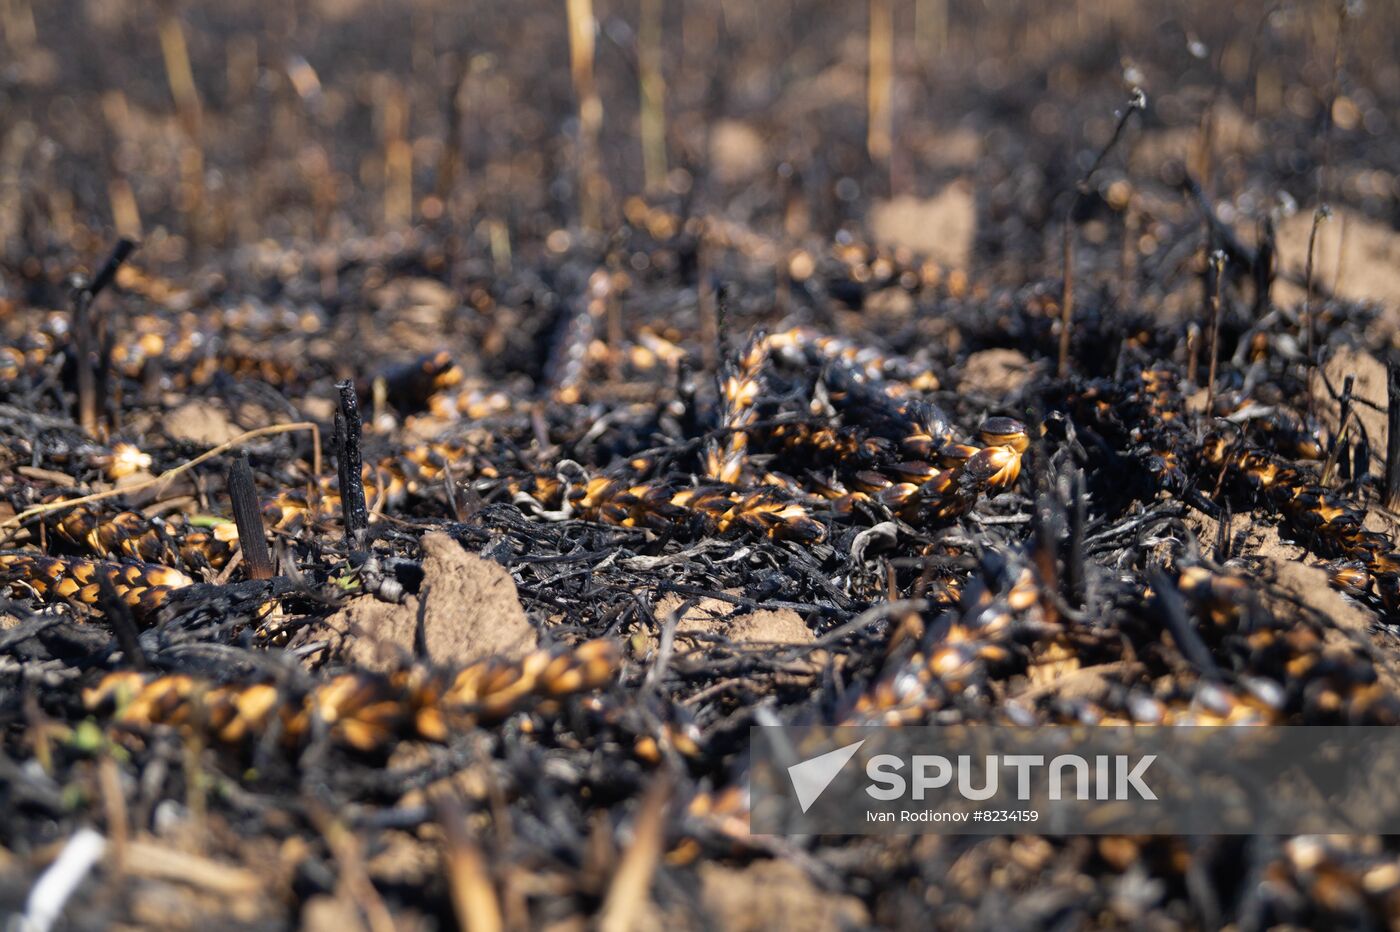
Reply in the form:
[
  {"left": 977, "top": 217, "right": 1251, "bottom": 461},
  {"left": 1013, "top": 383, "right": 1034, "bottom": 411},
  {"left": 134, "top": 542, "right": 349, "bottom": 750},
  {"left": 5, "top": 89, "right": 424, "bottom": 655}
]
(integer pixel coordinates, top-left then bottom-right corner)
[
  {"left": 1386, "top": 361, "right": 1400, "bottom": 512},
  {"left": 227, "top": 453, "right": 274, "bottom": 580},
  {"left": 1059, "top": 88, "right": 1145, "bottom": 378},
  {"left": 336, "top": 379, "right": 370, "bottom": 549}
]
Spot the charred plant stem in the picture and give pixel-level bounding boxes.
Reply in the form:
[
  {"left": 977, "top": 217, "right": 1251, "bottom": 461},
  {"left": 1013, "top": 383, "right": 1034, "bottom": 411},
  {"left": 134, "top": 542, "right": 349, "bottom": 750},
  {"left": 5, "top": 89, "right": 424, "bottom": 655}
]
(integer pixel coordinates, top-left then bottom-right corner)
[
  {"left": 1386, "top": 361, "right": 1400, "bottom": 512},
  {"left": 336, "top": 380, "right": 370, "bottom": 549},
  {"left": 89, "top": 238, "right": 137, "bottom": 298},
  {"left": 1303, "top": 206, "right": 1331, "bottom": 415},
  {"left": 98, "top": 574, "right": 147, "bottom": 670},
  {"left": 1320, "top": 375, "right": 1355, "bottom": 487},
  {"left": 1252, "top": 214, "right": 1275, "bottom": 318},
  {"left": 227, "top": 453, "right": 274, "bottom": 580},
  {"left": 1205, "top": 250, "right": 1226, "bottom": 423},
  {"left": 71, "top": 287, "right": 96, "bottom": 435},
  {"left": 69, "top": 239, "right": 138, "bottom": 436}
]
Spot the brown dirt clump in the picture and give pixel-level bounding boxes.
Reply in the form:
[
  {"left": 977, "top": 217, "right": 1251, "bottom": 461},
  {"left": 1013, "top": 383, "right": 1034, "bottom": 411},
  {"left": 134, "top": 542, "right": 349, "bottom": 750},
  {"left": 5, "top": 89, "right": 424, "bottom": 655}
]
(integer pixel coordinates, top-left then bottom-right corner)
[
  {"left": 326, "top": 532, "right": 536, "bottom": 671},
  {"left": 163, "top": 399, "right": 239, "bottom": 446},
  {"left": 710, "top": 120, "right": 768, "bottom": 185},
  {"left": 654, "top": 593, "right": 814, "bottom": 646},
  {"left": 868, "top": 180, "right": 976, "bottom": 268},
  {"left": 960, "top": 347, "right": 1034, "bottom": 396},
  {"left": 1264, "top": 556, "right": 1375, "bottom": 638},
  {"left": 697, "top": 859, "right": 870, "bottom": 931}
]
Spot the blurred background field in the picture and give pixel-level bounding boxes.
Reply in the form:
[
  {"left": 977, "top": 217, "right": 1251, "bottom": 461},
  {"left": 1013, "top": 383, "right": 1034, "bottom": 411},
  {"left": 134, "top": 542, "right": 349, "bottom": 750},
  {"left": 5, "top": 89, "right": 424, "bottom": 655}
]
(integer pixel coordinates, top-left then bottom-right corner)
[{"left": 2, "top": 0, "right": 1397, "bottom": 303}]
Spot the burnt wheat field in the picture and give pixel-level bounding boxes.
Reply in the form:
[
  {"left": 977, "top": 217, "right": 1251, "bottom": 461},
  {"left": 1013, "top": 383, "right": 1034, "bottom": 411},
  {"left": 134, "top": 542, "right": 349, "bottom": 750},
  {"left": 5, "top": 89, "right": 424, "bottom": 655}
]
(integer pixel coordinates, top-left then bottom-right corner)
[{"left": 2, "top": 0, "right": 1400, "bottom": 928}]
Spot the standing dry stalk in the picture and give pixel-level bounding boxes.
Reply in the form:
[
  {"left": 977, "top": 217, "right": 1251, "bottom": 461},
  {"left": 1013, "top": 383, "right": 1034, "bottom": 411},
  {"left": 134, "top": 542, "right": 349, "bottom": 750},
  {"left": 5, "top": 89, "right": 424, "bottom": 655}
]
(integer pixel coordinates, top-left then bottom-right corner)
[
  {"left": 436, "top": 56, "right": 470, "bottom": 206},
  {"left": 638, "top": 0, "right": 668, "bottom": 192},
  {"left": 71, "top": 287, "right": 96, "bottom": 436},
  {"left": 101, "top": 92, "right": 144, "bottom": 240},
  {"left": 1205, "top": 250, "right": 1226, "bottom": 421},
  {"left": 335, "top": 380, "right": 370, "bottom": 550},
  {"left": 566, "top": 0, "right": 604, "bottom": 231},
  {"left": 1185, "top": 323, "right": 1201, "bottom": 388},
  {"left": 1, "top": 0, "right": 36, "bottom": 51},
  {"left": 156, "top": 0, "right": 206, "bottom": 246},
  {"left": 487, "top": 217, "right": 512, "bottom": 275},
  {"left": 1299, "top": 205, "right": 1332, "bottom": 369},
  {"left": 867, "top": 0, "right": 894, "bottom": 173},
  {"left": 915, "top": 0, "right": 947, "bottom": 61},
  {"left": 1331, "top": 210, "right": 1350, "bottom": 296},
  {"left": 1191, "top": 95, "right": 1217, "bottom": 198},
  {"left": 226, "top": 35, "right": 259, "bottom": 106},
  {"left": 382, "top": 78, "right": 413, "bottom": 229}
]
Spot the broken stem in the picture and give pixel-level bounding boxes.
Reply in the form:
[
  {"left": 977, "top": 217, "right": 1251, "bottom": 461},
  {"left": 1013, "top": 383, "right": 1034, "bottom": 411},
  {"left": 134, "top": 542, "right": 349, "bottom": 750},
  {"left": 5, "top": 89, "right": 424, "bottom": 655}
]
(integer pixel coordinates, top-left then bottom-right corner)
[
  {"left": 226, "top": 453, "right": 274, "bottom": 580},
  {"left": 71, "top": 286, "right": 96, "bottom": 436}
]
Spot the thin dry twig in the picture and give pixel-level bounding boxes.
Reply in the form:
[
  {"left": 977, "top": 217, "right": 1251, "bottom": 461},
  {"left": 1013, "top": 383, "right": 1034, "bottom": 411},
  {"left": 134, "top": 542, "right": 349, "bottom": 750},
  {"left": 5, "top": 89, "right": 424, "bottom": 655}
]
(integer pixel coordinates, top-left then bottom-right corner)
[{"left": 2, "top": 421, "right": 322, "bottom": 530}]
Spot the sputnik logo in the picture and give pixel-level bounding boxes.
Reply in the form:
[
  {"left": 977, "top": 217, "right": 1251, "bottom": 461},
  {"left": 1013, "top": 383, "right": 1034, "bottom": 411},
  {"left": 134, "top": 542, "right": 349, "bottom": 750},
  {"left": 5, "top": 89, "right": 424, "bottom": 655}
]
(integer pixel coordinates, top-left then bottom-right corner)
[{"left": 787, "top": 739, "right": 865, "bottom": 812}]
